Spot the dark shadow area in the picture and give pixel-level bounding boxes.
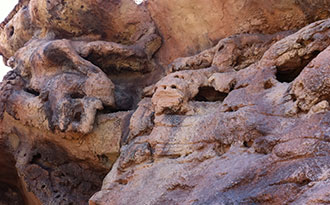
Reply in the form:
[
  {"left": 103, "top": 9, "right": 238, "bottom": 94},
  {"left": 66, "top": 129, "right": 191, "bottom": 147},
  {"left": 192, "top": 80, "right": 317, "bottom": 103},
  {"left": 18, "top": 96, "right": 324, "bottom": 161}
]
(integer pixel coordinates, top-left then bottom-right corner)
[
  {"left": 16, "top": 140, "right": 108, "bottom": 204},
  {"left": 193, "top": 86, "right": 228, "bottom": 102},
  {"left": 24, "top": 88, "right": 40, "bottom": 96},
  {"left": 276, "top": 50, "right": 320, "bottom": 83},
  {"left": 84, "top": 53, "right": 148, "bottom": 74},
  {"left": 0, "top": 139, "right": 26, "bottom": 205},
  {"left": 0, "top": 183, "right": 24, "bottom": 205}
]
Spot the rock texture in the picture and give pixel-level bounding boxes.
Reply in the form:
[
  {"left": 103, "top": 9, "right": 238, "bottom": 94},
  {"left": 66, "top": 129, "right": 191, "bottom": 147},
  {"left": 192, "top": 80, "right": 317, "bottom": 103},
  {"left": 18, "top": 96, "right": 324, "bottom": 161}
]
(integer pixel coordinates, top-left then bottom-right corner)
[
  {"left": 0, "top": 0, "right": 329, "bottom": 204},
  {"left": 147, "top": 0, "right": 330, "bottom": 65}
]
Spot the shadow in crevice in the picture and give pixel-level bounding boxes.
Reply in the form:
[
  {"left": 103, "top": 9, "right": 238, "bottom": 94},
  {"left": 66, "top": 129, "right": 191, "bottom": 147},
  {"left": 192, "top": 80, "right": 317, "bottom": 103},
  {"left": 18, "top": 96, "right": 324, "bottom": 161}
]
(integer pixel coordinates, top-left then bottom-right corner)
[
  {"left": 193, "top": 86, "right": 228, "bottom": 102},
  {"left": 0, "top": 141, "right": 26, "bottom": 205},
  {"left": 24, "top": 88, "right": 40, "bottom": 96},
  {"left": 276, "top": 50, "right": 320, "bottom": 83}
]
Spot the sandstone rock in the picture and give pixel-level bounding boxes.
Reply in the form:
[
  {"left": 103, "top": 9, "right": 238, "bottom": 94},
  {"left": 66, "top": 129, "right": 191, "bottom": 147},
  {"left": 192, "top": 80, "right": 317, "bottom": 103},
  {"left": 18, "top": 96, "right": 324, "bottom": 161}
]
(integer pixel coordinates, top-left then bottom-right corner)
[
  {"left": 0, "top": 0, "right": 329, "bottom": 204},
  {"left": 291, "top": 46, "right": 330, "bottom": 112},
  {"left": 147, "top": 0, "right": 330, "bottom": 65},
  {"left": 91, "top": 19, "right": 330, "bottom": 205}
]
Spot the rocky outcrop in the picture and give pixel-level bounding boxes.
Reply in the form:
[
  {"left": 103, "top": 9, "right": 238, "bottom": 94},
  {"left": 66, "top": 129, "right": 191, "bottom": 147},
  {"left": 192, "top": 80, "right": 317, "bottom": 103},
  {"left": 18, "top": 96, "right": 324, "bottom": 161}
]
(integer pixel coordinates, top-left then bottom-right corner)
[
  {"left": 0, "top": 0, "right": 329, "bottom": 204},
  {"left": 90, "top": 18, "right": 330, "bottom": 205},
  {"left": 0, "top": 0, "right": 161, "bottom": 203}
]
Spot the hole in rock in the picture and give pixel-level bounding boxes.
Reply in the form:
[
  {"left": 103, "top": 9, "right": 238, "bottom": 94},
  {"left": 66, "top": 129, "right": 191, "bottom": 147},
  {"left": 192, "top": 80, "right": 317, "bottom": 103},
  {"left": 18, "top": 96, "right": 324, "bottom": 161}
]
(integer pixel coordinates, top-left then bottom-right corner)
[
  {"left": 243, "top": 141, "right": 253, "bottom": 148},
  {"left": 24, "top": 88, "right": 40, "bottom": 96},
  {"left": 8, "top": 26, "right": 14, "bottom": 37},
  {"left": 84, "top": 52, "right": 146, "bottom": 75},
  {"left": 73, "top": 112, "right": 82, "bottom": 122},
  {"left": 70, "top": 92, "right": 84, "bottom": 99},
  {"left": 276, "top": 68, "right": 303, "bottom": 83},
  {"left": 117, "top": 179, "right": 128, "bottom": 185},
  {"left": 264, "top": 79, "right": 274, "bottom": 89},
  {"left": 224, "top": 106, "right": 239, "bottom": 113},
  {"left": 84, "top": 50, "right": 153, "bottom": 114},
  {"left": 193, "top": 86, "right": 228, "bottom": 102},
  {"left": 174, "top": 75, "right": 184, "bottom": 79},
  {"left": 31, "top": 153, "right": 42, "bottom": 164},
  {"left": 99, "top": 105, "right": 132, "bottom": 114},
  {"left": 276, "top": 50, "right": 320, "bottom": 83},
  {"left": 298, "top": 179, "right": 311, "bottom": 186}
]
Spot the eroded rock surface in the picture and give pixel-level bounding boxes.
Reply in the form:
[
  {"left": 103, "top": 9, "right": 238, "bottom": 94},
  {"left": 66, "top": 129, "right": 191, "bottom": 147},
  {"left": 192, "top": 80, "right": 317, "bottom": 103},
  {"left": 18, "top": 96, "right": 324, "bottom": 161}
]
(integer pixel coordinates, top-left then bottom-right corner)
[
  {"left": 0, "top": 0, "right": 329, "bottom": 204},
  {"left": 91, "top": 19, "right": 330, "bottom": 205},
  {"left": 147, "top": 0, "right": 330, "bottom": 65}
]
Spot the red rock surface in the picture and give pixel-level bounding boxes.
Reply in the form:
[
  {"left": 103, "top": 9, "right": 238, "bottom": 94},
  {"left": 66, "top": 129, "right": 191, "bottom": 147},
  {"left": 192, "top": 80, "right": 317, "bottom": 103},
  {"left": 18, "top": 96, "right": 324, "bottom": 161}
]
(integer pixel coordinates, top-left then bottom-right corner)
[{"left": 0, "top": 0, "right": 329, "bottom": 204}]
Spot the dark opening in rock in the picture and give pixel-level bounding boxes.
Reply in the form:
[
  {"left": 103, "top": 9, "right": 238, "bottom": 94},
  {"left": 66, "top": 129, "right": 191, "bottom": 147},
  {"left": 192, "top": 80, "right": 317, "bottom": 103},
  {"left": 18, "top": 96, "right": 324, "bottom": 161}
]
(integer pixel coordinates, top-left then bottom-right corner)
[
  {"left": 193, "top": 86, "right": 228, "bottom": 102},
  {"left": 84, "top": 53, "right": 146, "bottom": 74},
  {"left": 70, "top": 92, "right": 84, "bottom": 99},
  {"left": 276, "top": 50, "right": 320, "bottom": 83},
  {"left": 73, "top": 112, "right": 82, "bottom": 122},
  {"left": 8, "top": 26, "right": 14, "bottom": 37},
  {"left": 243, "top": 140, "right": 253, "bottom": 148},
  {"left": 99, "top": 105, "right": 132, "bottom": 114},
  {"left": 264, "top": 79, "right": 274, "bottom": 89},
  {"left": 24, "top": 88, "right": 40, "bottom": 96},
  {"left": 276, "top": 68, "right": 304, "bottom": 83},
  {"left": 30, "top": 153, "right": 41, "bottom": 164}
]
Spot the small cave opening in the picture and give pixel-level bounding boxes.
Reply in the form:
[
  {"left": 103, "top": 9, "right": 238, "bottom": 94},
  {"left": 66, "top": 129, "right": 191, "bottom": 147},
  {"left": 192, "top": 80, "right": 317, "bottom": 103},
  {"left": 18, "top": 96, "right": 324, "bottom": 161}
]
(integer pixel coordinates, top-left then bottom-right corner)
[
  {"left": 275, "top": 68, "right": 304, "bottom": 83},
  {"left": 7, "top": 26, "right": 14, "bottom": 37},
  {"left": 99, "top": 105, "right": 132, "bottom": 114},
  {"left": 243, "top": 140, "right": 253, "bottom": 148},
  {"left": 70, "top": 92, "right": 84, "bottom": 99},
  {"left": 30, "top": 153, "right": 42, "bottom": 164},
  {"left": 99, "top": 84, "right": 142, "bottom": 114},
  {"left": 73, "top": 112, "right": 82, "bottom": 122},
  {"left": 275, "top": 50, "right": 320, "bottom": 83},
  {"left": 193, "top": 86, "right": 228, "bottom": 102},
  {"left": 24, "top": 88, "right": 40, "bottom": 96},
  {"left": 84, "top": 52, "right": 147, "bottom": 75}
]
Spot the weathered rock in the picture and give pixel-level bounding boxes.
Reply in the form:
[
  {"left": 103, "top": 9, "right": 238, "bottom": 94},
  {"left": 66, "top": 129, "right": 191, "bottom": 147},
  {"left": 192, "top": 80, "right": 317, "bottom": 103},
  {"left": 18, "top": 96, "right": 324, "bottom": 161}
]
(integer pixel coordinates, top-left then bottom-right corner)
[
  {"left": 0, "top": 0, "right": 161, "bottom": 203},
  {"left": 147, "top": 0, "right": 330, "bottom": 65},
  {"left": 291, "top": 46, "right": 330, "bottom": 112},
  {"left": 0, "top": 0, "right": 329, "bottom": 204},
  {"left": 91, "top": 19, "right": 330, "bottom": 205}
]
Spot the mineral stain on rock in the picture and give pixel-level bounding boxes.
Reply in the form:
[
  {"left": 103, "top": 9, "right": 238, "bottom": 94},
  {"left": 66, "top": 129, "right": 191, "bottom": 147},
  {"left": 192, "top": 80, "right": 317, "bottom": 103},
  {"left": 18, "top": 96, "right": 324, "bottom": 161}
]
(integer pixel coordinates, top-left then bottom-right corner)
[{"left": 0, "top": 0, "right": 329, "bottom": 204}]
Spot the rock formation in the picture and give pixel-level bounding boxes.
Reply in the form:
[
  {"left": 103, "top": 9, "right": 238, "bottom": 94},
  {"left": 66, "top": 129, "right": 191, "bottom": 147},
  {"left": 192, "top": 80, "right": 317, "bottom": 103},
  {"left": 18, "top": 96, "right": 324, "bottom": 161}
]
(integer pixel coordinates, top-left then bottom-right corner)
[{"left": 0, "top": 0, "right": 329, "bottom": 204}]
